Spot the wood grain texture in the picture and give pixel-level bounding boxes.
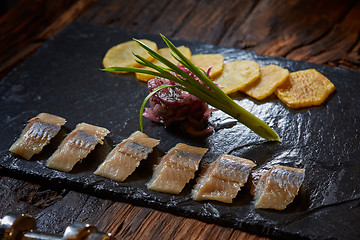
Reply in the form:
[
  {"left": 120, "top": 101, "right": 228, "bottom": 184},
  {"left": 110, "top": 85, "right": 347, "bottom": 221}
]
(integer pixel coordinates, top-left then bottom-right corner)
[
  {"left": 1, "top": 0, "right": 359, "bottom": 239},
  {"left": 79, "top": 0, "right": 360, "bottom": 70},
  {"left": 0, "top": 176, "right": 269, "bottom": 239},
  {"left": 0, "top": 0, "right": 97, "bottom": 79}
]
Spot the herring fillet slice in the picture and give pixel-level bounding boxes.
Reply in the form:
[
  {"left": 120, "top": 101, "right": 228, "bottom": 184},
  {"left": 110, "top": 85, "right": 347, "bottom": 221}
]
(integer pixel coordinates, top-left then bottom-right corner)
[
  {"left": 46, "top": 123, "right": 110, "bottom": 172},
  {"left": 9, "top": 113, "right": 66, "bottom": 160},
  {"left": 192, "top": 154, "right": 256, "bottom": 203},
  {"left": 254, "top": 165, "right": 305, "bottom": 210},
  {"left": 94, "top": 131, "right": 160, "bottom": 182},
  {"left": 147, "top": 143, "right": 208, "bottom": 194}
]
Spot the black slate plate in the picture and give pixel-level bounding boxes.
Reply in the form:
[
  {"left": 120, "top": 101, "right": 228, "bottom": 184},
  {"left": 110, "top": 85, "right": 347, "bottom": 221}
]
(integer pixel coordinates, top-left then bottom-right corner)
[{"left": 1, "top": 22, "right": 360, "bottom": 240}]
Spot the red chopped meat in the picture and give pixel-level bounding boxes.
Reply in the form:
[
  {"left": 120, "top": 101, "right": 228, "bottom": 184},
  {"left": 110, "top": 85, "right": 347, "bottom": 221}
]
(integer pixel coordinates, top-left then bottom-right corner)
[{"left": 143, "top": 65, "right": 215, "bottom": 135}]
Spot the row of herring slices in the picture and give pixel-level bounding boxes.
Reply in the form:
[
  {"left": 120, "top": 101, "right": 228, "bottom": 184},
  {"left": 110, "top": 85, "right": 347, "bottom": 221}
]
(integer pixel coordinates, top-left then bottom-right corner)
[
  {"left": 9, "top": 113, "right": 305, "bottom": 210},
  {"left": 9, "top": 113, "right": 110, "bottom": 172}
]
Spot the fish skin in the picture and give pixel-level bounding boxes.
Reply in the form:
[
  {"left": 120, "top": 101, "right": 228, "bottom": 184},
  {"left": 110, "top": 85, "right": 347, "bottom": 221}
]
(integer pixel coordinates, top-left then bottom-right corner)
[
  {"left": 254, "top": 165, "right": 305, "bottom": 210},
  {"left": 147, "top": 143, "right": 208, "bottom": 194},
  {"left": 94, "top": 131, "right": 160, "bottom": 182},
  {"left": 9, "top": 113, "right": 66, "bottom": 160},
  {"left": 192, "top": 177, "right": 242, "bottom": 203},
  {"left": 147, "top": 162, "right": 195, "bottom": 194},
  {"left": 192, "top": 154, "right": 256, "bottom": 203},
  {"left": 46, "top": 122, "right": 109, "bottom": 172}
]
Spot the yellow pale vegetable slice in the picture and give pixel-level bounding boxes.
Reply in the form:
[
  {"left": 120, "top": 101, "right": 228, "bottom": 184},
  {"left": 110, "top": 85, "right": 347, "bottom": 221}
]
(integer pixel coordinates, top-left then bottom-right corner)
[
  {"left": 214, "top": 60, "right": 260, "bottom": 94},
  {"left": 103, "top": 39, "right": 158, "bottom": 72},
  {"left": 136, "top": 46, "right": 191, "bottom": 82},
  {"left": 242, "top": 65, "right": 289, "bottom": 100},
  {"left": 190, "top": 54, "right": 224, "bottom": 79},
  {"left": 275, "top": 69, "right": 335, "bottom": 109}
]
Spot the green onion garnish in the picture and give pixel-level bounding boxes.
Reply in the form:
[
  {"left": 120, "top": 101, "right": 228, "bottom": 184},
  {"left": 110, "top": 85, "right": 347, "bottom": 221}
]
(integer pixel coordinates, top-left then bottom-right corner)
[{"left": 102, "top": 35, "right": 280, "bottom": 141}]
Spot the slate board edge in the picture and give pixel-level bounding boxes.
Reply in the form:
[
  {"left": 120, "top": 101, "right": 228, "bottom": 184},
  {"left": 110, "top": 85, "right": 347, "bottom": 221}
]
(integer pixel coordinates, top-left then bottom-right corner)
[{"left": 0, "top": 152, "right": 308, "bottom": 240}]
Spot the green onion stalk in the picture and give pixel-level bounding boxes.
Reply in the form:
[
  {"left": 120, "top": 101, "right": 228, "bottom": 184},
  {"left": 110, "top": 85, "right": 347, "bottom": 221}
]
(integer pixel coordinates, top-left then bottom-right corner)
[{"left": 102, "top": 34, "right": 280, "bottom": 141}]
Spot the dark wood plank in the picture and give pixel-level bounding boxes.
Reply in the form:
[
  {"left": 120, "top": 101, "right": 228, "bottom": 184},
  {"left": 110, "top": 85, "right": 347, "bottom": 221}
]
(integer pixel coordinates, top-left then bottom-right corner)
[
  {"left": 78, "top": 0, "right": 360, "bottom": 70},
  {"left": 0, "top": 176, "right": 269, "bottom": 239},
  {"left": 0, "top": 0, "right": 97, "bottom": 79},
  {"left": 287, "top": 2, "right": 360, "bottom": 69},
  {"left": 0, "top": 177, "right": 64, "bottom": 217}
]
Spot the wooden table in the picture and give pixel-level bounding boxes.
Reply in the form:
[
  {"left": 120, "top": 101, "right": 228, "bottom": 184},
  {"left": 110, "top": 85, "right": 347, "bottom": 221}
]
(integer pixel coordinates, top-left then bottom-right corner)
[{"left": 0, "top": 0, "right": 359, "bottom": 239}]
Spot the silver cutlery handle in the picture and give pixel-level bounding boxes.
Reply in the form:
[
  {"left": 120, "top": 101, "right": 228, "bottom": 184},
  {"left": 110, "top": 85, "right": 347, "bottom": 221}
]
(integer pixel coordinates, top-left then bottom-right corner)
[{"left": 0, "top": 214, "right": 115, "bottom": 240}]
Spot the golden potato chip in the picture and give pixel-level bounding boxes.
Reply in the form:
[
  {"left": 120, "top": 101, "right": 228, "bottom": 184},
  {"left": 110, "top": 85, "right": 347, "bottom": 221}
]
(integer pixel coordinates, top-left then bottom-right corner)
[
  {"left": 103, "top": 39, "right": 158, "bottom": 72},
  {"left": 242, "top": 65, "right": 289, "bottom": 100},
  {"left": 214, "top": 60, "right": 260, "bottom": 94},
  {"left": 136, "top": 46, "right": 191, "bottom": 82},
  {"left": 275, "top": 69, "right": 335, "bottom": 109},
  {"left": 190, "top": 54, "right": 224, "bottom": 79}
]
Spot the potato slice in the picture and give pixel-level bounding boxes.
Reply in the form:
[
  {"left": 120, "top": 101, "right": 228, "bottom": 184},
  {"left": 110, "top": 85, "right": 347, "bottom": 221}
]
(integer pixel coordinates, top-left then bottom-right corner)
[
  {"left": 214, "top": 60, "right": 260, "bottom": 94},
  {"left": 136, "top": 46, "right": 191, "bottom": 82},
  {"left": 191, "top": 54, "right": 224, "bottom": 79},
  {"left": 103, "top": 39, "right": 158, "bottom": 72},
  {"left": 275, "top": 69, "right": 335, "bottom": 109},
  {"left": 242, "top": 65, "right": 289, "bottom": 100}
]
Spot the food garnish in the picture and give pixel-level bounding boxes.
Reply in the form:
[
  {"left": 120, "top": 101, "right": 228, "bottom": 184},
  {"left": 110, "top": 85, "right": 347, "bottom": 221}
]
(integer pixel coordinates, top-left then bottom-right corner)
[
  {"left": 147, "top": 143, "right": 208, "bottom": 194},
  {"left": 143, "top": 66, "right": 215, "bottom": 135},
  {"left": 135, "top": 46, "right": 191, "bottom": 82},
  {"left": 94, "top": 131, "right": 160, "bottom": 182},
  {"left": 190, "top": 54, "right": 224, "bottom": 79},
  {"left": 102, "top": 35, "right": 280, "bottom": 142},
  {"left": 275, "top": 69, "right": 335, "bottom": 109},
  {"left": 103, "top": 39, "right": 158, "bottom": 72},
  {"left": 192, "top": 154, "right": 256, "bottom": 203},
  {"left": 213, "top": 60, "right": 261, "bottom": 94},
  {"left": 242, "top": 64, "right": 289, "bottom": 100}
]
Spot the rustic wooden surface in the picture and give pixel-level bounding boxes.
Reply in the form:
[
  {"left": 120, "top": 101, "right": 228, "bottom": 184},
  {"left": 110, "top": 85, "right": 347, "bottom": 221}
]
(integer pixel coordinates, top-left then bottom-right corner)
[{"left": 1, "top": 0, "right": 359, "bottom": 239}]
